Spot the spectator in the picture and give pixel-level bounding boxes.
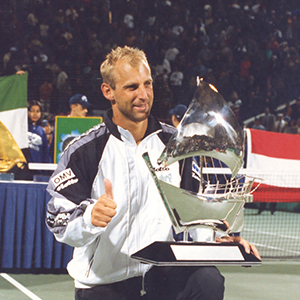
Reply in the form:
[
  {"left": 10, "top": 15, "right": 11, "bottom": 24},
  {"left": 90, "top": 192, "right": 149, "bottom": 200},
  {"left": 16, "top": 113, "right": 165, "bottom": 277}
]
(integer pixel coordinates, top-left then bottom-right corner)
[
  {"left": 41, "top": 119, "right": 53, "bottom": 146},
  {"left": 169, "top": 104, "right": 187, "bottom": 127},
  {"left": 199, "top": 44, "right": 213, "bottom": 68},
  {"left": 48, "top": 94, "right": 92, "bottom": 163},
  {"left": 171, "top": 22, "right": 184, "bottom": 37},
  {"left": 124, "top": 29, "right": 138, "bottom": 47},
  {"left": 123, "top": 12, "right": 134, "bottom": 29},
  {"left": 291, "top": 99, "right": 300, "bottom": 124},
  {"left": 2, "top": 47, "right": 19, "bottom": 75},
  {"left": 88, "top": 32, "right": 103, "bottom": 59},
  {"left": 290, "top": 118, "right": 300, "bottom": 134},
  {"left": 152, "top": 73, "right": 173, "bottom": 120},
  {"left": 39, "top": 18, "right": 50, "bottom": 40},
  {"left": 39, "top": 75, "right": 54, "bottom": 113},
  {"left": 55, "top": 65, "right": 71, "bottom": 114},
  {"left": 27, "top": 100, "right": 50, "bottom": 175},
  {"left": 65, "top": 5, "right": 79, "bottom": 21},
  {"left": 193, "top": 58, "right": 207, "bottom": 79},
  {"left": 56, "top": 65, "right": 69, "bottom": 92},
  {"left": 274, "top": 113, "right": 287, "bottom": 133},
  {"left": 27, "top": 10, "right": 39, "bottom": 27},
  {"left": 154, "top": 52, "right": 171, "bottom": 76},
  {"left": 261, "top": 107, "right": 276, "bottom": 132},
  {"left": 1, "top": 0, "right": 300, "bottom": 120},
  {"left": 169, "top": 64, "right": 184, "bottom": 104},
  {"left": 69, "top": 94, "right": 92, "bottom": 117},
  {"left": 239, "top": 53, "right": 251, "bottom": 78},
  {"left": 165, "top": 42, "right": 180, "bottom": 62},
  {"left": 252, "top": 117, "right": 266, "bottom": 130}
]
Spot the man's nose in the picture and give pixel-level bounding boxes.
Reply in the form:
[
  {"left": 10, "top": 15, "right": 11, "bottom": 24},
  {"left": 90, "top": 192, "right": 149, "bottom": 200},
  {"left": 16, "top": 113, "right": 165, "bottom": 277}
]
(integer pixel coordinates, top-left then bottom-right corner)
[{"left": 137, "top": 85, "right": 148, "bottom": 99}]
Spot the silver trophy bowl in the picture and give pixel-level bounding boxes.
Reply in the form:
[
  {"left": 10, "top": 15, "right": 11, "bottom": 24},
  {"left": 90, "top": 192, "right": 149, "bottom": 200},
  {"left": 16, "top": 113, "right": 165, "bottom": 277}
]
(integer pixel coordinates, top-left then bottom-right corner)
[{"left": 158, "top": 78, "right": 244, "bottom": 178}]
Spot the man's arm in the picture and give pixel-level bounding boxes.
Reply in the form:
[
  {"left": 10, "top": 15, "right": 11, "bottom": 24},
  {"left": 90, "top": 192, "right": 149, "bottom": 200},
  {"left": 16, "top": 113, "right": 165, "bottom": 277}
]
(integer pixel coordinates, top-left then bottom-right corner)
[
  {"left": 46, "top": 178, "right": 117, "bottom": 247},
  {"left": 46, "top": 195, "right": 102, "bottom": 247},
  {"left": 46, "top": 133, "right": 109, "bottom": 247}
]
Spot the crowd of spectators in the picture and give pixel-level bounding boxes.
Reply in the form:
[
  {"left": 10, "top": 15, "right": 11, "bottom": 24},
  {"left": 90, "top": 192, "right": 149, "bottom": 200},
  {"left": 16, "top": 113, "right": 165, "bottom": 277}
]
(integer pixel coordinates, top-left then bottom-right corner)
[{"left": 1, "top": 0, "right": 300, "bottom": 125}]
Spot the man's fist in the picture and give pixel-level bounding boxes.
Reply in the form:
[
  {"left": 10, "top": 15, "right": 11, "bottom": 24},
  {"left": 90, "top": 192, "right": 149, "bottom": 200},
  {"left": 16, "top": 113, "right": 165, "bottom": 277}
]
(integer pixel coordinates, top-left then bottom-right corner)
[{"left": 91, "top": 178, "right": 117, "bottom": 227}]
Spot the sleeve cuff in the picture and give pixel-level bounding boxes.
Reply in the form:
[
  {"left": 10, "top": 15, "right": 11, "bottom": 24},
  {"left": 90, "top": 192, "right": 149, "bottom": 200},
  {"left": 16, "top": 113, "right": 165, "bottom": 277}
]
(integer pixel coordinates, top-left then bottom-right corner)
[{"left": 82, "top": 202, "right": 105, "bottom": 234}]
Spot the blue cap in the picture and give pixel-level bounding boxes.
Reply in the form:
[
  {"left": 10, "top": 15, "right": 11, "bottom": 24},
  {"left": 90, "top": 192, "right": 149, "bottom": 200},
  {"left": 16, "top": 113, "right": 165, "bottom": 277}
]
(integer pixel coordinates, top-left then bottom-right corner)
[
  {"left": 69, "top": 94, "right": 91, "bottom": 108},
  {"left": 41, "top": 119, "right": 50, "bottom": 127},
  {"left": 169, "top": 104, "right": 187, "bottom": 121}
]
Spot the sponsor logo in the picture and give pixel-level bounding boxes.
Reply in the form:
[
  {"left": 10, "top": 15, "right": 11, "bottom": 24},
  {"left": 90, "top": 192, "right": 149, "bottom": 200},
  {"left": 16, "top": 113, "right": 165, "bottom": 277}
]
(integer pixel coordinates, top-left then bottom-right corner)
[
  {"left": 54, "top": 212, "right": 70, "bottom": 227},
  {"left": 56, "top": 178, "right": 79, "bottom": 191},
  {"left": 154, "top": 166, "right": 170, "bottom": 172},
  {"left": 52, "top": 168, "right": 76, "bottom": 187}
]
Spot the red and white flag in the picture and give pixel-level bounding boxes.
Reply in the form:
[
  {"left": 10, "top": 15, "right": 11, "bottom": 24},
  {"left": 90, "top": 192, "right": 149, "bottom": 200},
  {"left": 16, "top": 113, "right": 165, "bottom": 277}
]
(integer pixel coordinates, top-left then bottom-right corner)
[{"left": 246, "top": 128, "right": 300, "bottom": 202}]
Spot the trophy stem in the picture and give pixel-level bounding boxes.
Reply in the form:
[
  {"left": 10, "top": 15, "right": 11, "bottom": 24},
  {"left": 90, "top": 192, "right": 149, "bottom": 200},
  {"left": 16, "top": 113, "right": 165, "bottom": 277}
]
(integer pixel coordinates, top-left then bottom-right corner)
[
  {"left": 199, "top": 156, "right": 203, "bottom": 194},
  {"left": 212, "top": 228, "right": 217, "bottom": 242},
  {"left": 183, "top": 228, "right": 189, "bottom": 242}
]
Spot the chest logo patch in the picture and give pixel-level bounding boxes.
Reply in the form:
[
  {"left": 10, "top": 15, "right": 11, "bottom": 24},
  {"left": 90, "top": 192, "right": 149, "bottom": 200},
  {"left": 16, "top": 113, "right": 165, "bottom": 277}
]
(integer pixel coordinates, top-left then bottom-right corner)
[{"left": 52, "top": 168, "right": 76, "bottom": 188}]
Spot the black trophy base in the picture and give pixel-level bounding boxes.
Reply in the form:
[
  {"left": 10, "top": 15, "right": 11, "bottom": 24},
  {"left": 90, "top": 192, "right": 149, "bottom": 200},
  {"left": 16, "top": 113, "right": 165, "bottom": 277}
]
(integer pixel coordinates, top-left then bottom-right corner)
[{"left": 131, "top": 241, "right": 261, "bottom": 267}]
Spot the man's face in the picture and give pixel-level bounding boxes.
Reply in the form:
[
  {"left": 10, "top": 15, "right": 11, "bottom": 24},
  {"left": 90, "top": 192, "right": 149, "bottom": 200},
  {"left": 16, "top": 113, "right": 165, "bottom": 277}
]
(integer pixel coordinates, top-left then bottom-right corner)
[
  {"left": 71, "top": 103, "right": 88, "bottom": 117},
  {"left": 42, "top": 123, "right": 51, "bottom": 134},
  {"left": 107, "top": 59, "right": 153, "bottom": 125}
]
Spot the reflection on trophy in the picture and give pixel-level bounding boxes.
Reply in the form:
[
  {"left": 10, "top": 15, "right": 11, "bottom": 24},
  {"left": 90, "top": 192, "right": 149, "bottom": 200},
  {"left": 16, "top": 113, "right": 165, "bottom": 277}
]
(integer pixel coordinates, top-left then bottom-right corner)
[{"left": 132, "top": 79, "right": 261, "bottom": 266}]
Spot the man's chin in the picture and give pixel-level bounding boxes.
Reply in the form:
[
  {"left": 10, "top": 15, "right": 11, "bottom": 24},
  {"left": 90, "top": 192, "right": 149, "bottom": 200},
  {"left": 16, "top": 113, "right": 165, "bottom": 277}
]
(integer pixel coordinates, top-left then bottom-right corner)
[{"left": 132, "top": 111, "right": 150, "bottom": 123}]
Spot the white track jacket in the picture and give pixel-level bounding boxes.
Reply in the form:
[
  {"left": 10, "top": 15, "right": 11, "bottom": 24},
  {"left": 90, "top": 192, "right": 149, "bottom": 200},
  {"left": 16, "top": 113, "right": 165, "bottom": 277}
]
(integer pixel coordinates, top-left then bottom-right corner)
[{"left": 46, "top": 110, "right": 197, "bottom": 288}]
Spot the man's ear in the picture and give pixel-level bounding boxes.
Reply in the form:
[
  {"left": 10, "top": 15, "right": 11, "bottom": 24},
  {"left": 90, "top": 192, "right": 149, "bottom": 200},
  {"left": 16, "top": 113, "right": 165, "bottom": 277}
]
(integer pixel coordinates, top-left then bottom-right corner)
[
  {"left": 101, "top": 83, "right": 115, "bottom": 102},
  {"left": 171, "top": 115, "right": 179, "bottom": 128}
]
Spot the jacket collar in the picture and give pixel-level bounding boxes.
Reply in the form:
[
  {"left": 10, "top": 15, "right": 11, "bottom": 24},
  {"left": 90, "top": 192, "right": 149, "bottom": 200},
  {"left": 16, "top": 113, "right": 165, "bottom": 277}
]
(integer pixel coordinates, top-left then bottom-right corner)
[{"left": 103, "top": 109, "right": 162, "bottom": 142}]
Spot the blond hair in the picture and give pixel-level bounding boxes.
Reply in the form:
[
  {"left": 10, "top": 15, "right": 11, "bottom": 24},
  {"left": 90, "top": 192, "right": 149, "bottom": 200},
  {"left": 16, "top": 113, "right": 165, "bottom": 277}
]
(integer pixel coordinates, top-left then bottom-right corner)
[{"left": 100, "top": 46, "right": 150, "bottom": 89}]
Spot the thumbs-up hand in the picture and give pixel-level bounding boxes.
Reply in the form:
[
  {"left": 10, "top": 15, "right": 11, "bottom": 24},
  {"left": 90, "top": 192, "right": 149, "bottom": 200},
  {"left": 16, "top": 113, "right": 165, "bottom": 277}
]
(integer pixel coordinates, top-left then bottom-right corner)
[{"left": 91, "top": 178, "right": 117, "bottom": 227}]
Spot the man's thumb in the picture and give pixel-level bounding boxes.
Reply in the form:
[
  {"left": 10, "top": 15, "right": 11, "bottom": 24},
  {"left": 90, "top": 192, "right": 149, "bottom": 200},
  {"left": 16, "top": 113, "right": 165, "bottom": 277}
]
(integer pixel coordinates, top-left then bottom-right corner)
[{"left": 104, "top": 178, "right": 113, "bottom": 199}]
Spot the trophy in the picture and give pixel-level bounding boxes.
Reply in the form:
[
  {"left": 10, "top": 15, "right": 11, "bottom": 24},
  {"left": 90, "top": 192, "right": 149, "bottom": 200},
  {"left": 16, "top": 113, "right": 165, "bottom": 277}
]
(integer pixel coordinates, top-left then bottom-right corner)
[
  {"left": 0, "top": 121, "right": 26, "bottom": 173},
  {"left": 131, "top": 79, "right": 261, "bottom": 266}
]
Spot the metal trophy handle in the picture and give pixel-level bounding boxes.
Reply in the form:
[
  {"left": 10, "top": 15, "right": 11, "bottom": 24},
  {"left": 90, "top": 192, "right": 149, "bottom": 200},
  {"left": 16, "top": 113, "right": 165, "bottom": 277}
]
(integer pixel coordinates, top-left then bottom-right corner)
[{"left": 131, "top": 79, "right": 261, "bottom": 266}]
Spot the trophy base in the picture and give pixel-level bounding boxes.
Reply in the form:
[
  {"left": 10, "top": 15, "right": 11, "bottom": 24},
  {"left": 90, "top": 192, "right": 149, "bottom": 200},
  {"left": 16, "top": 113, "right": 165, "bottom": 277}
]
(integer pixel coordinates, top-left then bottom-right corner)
[{"left": 131, "top": 241, "right": 261, "bottom": 267}]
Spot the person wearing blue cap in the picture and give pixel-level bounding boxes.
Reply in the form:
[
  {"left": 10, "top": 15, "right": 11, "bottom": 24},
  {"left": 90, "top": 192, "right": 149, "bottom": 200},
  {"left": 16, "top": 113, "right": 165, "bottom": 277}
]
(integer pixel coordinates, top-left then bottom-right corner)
[
  {"left": 169, "top": 104, "right": 187, "bottom": 127},
  {"left": 48, "top": 94, "right": 91, "bottom": 162},
  {"left": 41, "top": 119, "right": 53, "bottom": 146},
  {"left": 69, "top": 94, "right": 92, "bottom": 117}
]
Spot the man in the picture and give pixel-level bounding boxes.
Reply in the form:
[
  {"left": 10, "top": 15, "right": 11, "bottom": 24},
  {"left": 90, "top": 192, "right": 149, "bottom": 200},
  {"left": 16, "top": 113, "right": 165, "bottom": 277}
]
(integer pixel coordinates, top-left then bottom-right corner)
[
  {"left": 261, "top": 107, "right": 276, "bottom": 132},
  {"left": 48, "top": 94, "right": 91, "bottom": 162},
  {"left": 69, "top": 94, "right": 91, "bottom": 117},
  {"left": 274, "top": 113, "right": 287, "bottom": 133},
  {"left": 252, "top": 117, "right": 266, "bottom": 131},
  {"left": 46, "top": 46, "right": 260, "bottom": 300},
  {"left": 41, "top": 119, "right": 53, "bottom": 146},
  {"left": 169, "top": 104, "right": 187, "bottom": 127}
]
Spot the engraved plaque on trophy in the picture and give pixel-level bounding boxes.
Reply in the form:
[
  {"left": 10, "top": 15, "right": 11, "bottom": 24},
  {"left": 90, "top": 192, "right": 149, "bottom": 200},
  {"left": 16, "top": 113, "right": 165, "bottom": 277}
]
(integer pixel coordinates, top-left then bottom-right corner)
[{"left": 131, "top": 79, "right": 261, "bottom": 266}]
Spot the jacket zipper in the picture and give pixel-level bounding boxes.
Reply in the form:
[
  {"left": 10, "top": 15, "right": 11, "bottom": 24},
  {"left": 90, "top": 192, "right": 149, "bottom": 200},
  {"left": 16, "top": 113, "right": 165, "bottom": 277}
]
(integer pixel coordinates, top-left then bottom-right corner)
[{"left": 85, "top": 236, "right": 100, "bottom": 277}]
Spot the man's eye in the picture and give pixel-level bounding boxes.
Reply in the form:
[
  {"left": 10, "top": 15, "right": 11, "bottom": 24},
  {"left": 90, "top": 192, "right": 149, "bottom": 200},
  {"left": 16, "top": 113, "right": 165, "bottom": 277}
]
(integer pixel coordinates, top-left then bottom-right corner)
[{"left": 128, "top": 85, "right": 138, "bottom": 90}]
